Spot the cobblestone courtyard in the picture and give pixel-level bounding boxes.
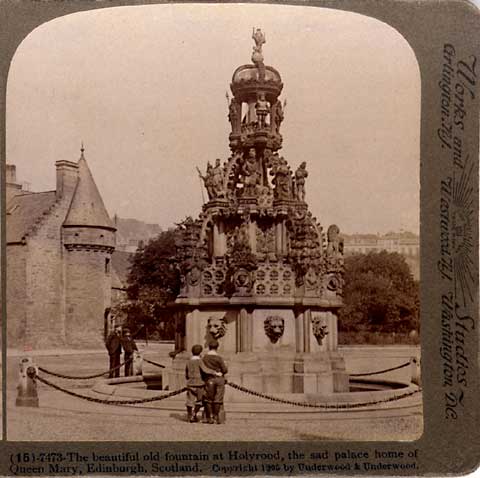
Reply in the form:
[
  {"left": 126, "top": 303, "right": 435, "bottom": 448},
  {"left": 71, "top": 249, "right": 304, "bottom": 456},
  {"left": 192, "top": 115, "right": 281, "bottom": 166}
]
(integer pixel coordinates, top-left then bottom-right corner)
[{"left": 5, "top": 348, "right": 422, "bottom": 442}]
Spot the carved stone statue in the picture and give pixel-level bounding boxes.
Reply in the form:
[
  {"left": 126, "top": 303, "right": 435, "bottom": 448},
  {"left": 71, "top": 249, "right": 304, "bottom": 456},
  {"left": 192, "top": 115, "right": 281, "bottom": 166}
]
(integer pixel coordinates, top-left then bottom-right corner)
[
  {"left": 242, "top": 148, "right": 261, "bottom": 196},
  {"left": 271, "top": 157, "right": 292, "bottom": 200},
  {"left": 326, "top": 273, "right": 341, "bottom": 292},
  {"left": 304, "top": 267, "right": 317, "bottom": 290},
  {"left": 234, "top": 222, "right": 250, "bottom": 250},
  {"left": 326, "top": 224, "right": 341, "bottom": 256},
  {"left": 294, "top": 162, "right": 308, "bottom": 202},
  {"left": 270, "top": 99, "right": 284, "bottom": 134},
  {"left": 211, "top": 158, "right": 226, "bottom": 198},
  {"left": 255, "top": 92, "right": 269, "bottom": 128},
  {"left": 233, "top": 268, "right": 252, "bottom": 292},
  {"left": 264, "top": 316, "right": 285, "bottom": 343},
  {"left": 257, "top": 225, "right": 276, "bottom": 255},
  {"left": 207, "top": 316, "right": 227, "bottom": 340},
  {"left": 252, "top": 28, "right": 266, "bottom": 64},
  {"left": 187, "top": 266, "right": 201, "bottom": 286},
  {"left": 197, "top": 163, "right": 215, "bottom": 200},
  {"left": 311, "top": 316, "right": 329, "bottom": 345},
  {"left": 228, "top": 99, "right": 241, "bottom": 134},
  {"left": 252, "top": 28, "right": 266, "bottom": 51}
]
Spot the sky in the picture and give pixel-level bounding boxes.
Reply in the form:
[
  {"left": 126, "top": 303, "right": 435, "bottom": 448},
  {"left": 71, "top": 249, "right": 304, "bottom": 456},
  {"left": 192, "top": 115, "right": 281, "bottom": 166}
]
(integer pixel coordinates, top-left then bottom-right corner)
[{"left": 6, "top": 4, "right": 420, "bottom": 235}]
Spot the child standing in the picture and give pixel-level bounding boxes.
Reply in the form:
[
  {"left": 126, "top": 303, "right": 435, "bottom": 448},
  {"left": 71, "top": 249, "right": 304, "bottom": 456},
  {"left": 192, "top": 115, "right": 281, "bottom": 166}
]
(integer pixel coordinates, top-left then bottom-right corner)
[{"left": 185, "top": 344, "right": 207, "bottom": 423}]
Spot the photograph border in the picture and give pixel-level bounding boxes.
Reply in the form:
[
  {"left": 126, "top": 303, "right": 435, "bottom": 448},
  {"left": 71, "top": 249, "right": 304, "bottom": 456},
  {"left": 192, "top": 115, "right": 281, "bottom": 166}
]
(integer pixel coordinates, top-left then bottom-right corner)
[{"left": 1, "top": 0, "right": 479, "bottom": 475}]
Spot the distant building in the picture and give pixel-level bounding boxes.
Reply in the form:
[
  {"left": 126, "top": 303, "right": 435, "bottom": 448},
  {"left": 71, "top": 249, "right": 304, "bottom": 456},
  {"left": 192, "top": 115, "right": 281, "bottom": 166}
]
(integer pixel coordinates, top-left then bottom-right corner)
[
  {"left": 343, "top": 231, "right": 419, "bottom": 280},
  {"left": 114, "top": 216, "right": 162, "bottom": 252},
  {"left": 6, "top": 150, "right": 128, "bottom": 349}
]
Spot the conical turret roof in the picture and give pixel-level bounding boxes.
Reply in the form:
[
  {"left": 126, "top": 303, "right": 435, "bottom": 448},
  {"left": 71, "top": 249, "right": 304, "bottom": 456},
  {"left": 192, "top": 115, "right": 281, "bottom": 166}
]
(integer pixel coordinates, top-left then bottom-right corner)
[{"left": 63, "top": 152, "right": 115, "bottom": 230}]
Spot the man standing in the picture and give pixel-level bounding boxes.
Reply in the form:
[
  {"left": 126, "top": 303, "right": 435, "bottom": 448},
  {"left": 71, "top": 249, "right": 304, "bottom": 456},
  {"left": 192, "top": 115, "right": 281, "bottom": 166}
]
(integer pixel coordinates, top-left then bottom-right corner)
[
  {"left": 122, "top": 328, "right": 138, "bottom": 377},
  {"left": 105, "top": 324, "right": 123, "bottom": 378},
  {"left": 201, "top": 339, "right": 228, "bottom": 424}
]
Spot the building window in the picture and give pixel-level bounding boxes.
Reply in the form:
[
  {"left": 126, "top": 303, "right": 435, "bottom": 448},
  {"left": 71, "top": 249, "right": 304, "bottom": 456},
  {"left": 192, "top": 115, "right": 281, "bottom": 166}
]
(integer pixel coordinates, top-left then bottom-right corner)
[{"left": 105, "top": 258, "right": 110, "bottom": 274}]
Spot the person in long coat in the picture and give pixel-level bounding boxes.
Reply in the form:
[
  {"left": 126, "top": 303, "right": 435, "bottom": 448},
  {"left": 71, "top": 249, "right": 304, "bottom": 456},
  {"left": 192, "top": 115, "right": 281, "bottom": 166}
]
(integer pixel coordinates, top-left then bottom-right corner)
[
  {"left": 105, "top": 325, "right": 123, "bottom": 378},
  {"left": 121, "top": 328, "right": 138, "bottom": 377}
]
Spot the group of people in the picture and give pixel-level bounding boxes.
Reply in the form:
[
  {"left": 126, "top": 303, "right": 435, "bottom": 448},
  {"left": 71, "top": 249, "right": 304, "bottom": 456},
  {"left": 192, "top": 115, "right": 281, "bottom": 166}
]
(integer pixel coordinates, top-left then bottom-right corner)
[
  {"left": 185, "top": 339, "right": 228, "bottom": 424},
  {"left": 105, "top": 325, "right": 138, "bottom": 378},
  {"left": 106, "top": 325, "right": 228, "bottom": 424}
]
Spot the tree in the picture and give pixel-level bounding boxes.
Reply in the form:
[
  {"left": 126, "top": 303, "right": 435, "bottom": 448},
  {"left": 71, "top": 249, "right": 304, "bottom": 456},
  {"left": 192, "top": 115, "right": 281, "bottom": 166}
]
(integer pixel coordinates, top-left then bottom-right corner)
[
  {"left": 113, "top": 229, "right": 181, "bottom": 339},
  {"left": 338, "top": 251, "right": 419, "bottom": 337},
  {"left": 126, "top": 229, "right": 180, "bottom": 303}
]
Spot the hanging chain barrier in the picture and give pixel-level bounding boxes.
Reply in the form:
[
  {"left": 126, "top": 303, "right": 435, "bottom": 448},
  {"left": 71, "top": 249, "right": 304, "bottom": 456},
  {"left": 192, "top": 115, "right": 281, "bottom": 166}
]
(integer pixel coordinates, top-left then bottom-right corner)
[
  {"left": 142, "top": 357, "right": 166, "bottom": 369},
  {"left": 38, "top": 354, "right": 168, "bottom": 380},
  {"left": 33, "top": 367, "right": 420, "bottom": 411},
  {"left": 349, "top": 361, "right": 412, "bottom": 377},
  {"left": 34, "top": 371, "right": 187, "bottom": 406},
  {"left": 226, "top": 381, "right": 421, "bottom": 410},
  {"left": 36, "top": 356, "right": 414, "bottom": 382},
  {"left": 37, "top": 357, "right": 134, "bottom": 380}
]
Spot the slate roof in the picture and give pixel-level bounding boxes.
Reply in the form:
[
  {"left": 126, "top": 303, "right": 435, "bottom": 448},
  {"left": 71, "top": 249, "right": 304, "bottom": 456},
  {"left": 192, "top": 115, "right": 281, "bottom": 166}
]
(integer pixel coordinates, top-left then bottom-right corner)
[
  {"left": 63, "top": 157, "right": 115, "bottom": 230},
  {"left": 6, "top": 191, "right": 57, "bottom": 244}
]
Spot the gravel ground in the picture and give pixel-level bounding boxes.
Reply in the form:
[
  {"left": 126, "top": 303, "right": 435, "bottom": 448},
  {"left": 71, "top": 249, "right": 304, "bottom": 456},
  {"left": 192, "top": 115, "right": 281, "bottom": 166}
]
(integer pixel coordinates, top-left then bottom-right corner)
[{"left": 6, "top": 353, "right": 422, "bottom": 442}]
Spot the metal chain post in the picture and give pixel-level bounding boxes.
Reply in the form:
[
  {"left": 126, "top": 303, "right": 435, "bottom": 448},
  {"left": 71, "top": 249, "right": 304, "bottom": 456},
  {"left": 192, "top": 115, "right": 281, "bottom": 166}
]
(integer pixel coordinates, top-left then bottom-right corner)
[{"left": 16, "top": 357, "right": 39, "bottom": 407}]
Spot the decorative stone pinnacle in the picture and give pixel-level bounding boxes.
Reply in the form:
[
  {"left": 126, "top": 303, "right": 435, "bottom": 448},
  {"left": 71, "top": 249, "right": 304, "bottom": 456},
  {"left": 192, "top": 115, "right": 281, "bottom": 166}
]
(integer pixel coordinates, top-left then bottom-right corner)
[
  {"left": 251, "top": 27, "right": 266, "bottom": 65},
  {"left": 80, "top": 142, "right": 85, "bottom": 159}
]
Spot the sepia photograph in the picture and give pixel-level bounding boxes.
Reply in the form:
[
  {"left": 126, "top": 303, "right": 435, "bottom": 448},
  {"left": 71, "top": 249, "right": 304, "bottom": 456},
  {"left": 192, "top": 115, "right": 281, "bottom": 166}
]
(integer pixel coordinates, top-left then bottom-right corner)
[{"left": 5, "top": 3, "right": 423, "bottom": 443}]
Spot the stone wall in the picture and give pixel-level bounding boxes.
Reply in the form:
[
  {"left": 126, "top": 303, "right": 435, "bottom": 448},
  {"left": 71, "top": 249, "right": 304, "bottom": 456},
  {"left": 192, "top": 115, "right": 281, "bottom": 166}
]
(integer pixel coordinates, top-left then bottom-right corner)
[
  {"left": 339, "top": 345, "right": 420, "bottom": 383},
  {"left": 23, "top": 197, "right": 71, "bottom": 348},
  {"left": 62, "top": 227, "right": 115, "bottom": 248},
  {"left": 64, "top": 248, "right": 112, "bottom": 347},
  {"left": 6, "top": 245, "right": 27, "bottom": 345}
]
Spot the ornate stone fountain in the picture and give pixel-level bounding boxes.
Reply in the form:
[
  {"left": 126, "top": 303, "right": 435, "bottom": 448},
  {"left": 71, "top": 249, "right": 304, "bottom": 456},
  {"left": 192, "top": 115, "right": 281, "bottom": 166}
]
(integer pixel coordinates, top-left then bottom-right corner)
[{"left": 168, "top": 29, "right": 349, "bottom": 395}]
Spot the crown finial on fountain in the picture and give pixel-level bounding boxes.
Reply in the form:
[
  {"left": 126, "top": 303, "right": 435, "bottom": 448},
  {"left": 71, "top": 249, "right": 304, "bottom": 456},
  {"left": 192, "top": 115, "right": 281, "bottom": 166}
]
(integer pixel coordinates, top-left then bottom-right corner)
[{"left": 251, "top": 27, "right": 266, "bottom": 65}]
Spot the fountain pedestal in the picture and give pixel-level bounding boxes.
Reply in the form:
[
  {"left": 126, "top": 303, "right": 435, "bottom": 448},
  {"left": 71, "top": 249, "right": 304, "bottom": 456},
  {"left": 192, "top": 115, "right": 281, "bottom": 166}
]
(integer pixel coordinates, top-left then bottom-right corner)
[{"left": 168, "top": 304, "right": 349, "bottom": 396}]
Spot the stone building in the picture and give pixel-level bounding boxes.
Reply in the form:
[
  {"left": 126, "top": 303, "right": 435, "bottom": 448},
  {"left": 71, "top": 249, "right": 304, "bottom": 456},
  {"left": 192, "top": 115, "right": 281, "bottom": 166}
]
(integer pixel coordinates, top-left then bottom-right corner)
[
  {"left": 6, "top": 148, "right": 124, "bottom": 349},
  {"left": 343, "top": 232, "right": 420, "bottom": 280}
]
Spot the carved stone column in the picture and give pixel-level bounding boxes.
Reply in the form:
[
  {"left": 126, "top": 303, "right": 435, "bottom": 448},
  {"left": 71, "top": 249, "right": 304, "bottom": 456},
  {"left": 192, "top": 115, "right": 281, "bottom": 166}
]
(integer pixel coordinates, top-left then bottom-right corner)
[
  {"left": 174, "top": 312, "right": 185, "bottom": 352},
  {"left": 303, "top": 309, "right": 311, "bottom": 353},
  {"left": 236, "top": 310, "right": 242, "bottom": 353},
  {"left": 276, "top": 222, "right": 282, "bottom": 256},
  {"left": 295, "top": 309, "right": 304, "bottom": 353},
  {"left": 282, "top": 220, "right": 288, "bottom": 254},
  {"left": 248, "top": 221, "right": 257, "bottom": 253},
  {"left": 330, "top": 312, "right": 338, "bottom": 351},
  {"left": 246, "top": 308, "right": 253, "bottom": 352},
  {"left": 218, "top": 221, "right": 227, "bottom": 255},
  {"left": 185, "top": 309, "right": 201, "bottom": 351},
  {"left": 213, "top": 223, "right": 221, "bottom": 256},
  {"left": 241, "top": 308, "right": 248, "bottom": 352},
  {"left": 236, "top": 308, "right": 252, "bottom": 352},
  {"left": 247, "top": 101, "right": 257, "bottom": 123}
]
